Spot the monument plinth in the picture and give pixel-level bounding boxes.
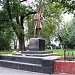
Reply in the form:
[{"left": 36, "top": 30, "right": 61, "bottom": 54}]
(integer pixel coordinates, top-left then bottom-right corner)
[
  {"left": 29, "top": 38, "right": 45, "bottom": 51},
  {"left": 29, "top": 11, "right": 45, "bottom": 51}
]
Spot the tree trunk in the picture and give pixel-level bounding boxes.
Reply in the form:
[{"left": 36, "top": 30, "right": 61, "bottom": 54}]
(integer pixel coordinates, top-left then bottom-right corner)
[
  {"left": 16, "top": 15, "right": 25, "bottom": 51},
  {"left": 13, "top": 39, "right": 17, "bottom": 49},
  {"left": 18, "top": 36, "right": 25, "bottom": 51}
]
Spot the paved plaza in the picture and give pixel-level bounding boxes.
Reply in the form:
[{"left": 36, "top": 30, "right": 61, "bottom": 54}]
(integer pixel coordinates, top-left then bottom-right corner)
[{"left": 0, "top": 67, "right": 72, "bottom": 75}]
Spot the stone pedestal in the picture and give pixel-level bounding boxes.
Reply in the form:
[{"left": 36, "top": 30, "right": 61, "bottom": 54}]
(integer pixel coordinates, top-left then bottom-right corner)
[{"left": 29, "top": 38, "right": 45, "bottom": 51}]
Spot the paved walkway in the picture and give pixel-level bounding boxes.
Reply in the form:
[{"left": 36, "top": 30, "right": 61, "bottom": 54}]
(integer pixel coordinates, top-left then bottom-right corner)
[{"left": 0, "top": 67, "right": 72, "bottom": 75}]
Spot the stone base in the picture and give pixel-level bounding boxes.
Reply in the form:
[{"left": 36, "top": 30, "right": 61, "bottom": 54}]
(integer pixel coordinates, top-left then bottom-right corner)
[{"left": 29, "top": 38, "right": 45, "bottom": 51}]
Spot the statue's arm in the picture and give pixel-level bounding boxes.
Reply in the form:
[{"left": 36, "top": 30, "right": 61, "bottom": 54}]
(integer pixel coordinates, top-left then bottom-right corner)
[
  {"left": 34, "top": 14, "right": 37, "bottom": 20},
  {"left": 40, "top": 13, "right": 43, "bottom": 20}
]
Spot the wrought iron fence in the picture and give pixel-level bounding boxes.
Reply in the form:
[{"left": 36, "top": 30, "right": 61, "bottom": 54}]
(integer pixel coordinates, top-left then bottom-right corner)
[{"left": 64, "top": 49, "right": 75, "bottom": 61}]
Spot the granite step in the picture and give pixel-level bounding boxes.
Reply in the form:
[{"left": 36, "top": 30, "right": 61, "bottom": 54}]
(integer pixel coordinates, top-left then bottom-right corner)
[
  {"left": 0, "top": 55, "right": 42, "bottom": 64},
  {"left": 22, "top": 53, "right": 55, "bottom": 57},
  {"left": 13, "top": 53, "right": 57, "bottom": 57},
  {"left": 0, "top": 55, "right": 61, "bottom": 74},
  {"left": 21, "top": 51, "right": 53, "bottom": 54},
  {"left": 0, "top": 60, "right": 54, "bottom": 74}
]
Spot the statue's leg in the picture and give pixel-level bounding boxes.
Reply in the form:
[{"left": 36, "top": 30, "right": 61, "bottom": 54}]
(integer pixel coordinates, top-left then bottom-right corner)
[
  {"left": 38, "top": 28, "right": 41, "bottom": 37},
  {"left": 36, "top": 28, "right": 38, "bottom": 37},
  {"left": 36, "top": 28, "right": 41, "bottom": 37},
  {"left": 34, "top": 29, "right": 36, "bottom": 38}
]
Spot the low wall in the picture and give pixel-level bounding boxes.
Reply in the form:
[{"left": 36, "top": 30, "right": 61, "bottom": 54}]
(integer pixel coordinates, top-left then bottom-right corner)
[{"left": 54, "top": 61, "right": 75, "bottom": 74}]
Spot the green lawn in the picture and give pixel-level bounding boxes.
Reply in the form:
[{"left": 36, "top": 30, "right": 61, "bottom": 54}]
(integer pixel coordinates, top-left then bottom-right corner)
[
  {"left": 52, "top": 49, "right": 64, "bottom": 54},
  {"left": 0, "top": 50, "right": 14, "bottom": 54},
  {"left": 46, "top": 49, "right": 64, "bottom": 56},
  {"left": 0, "top": 49, "right": 64, "bottom": 55},
  {"left": 46, "top": 49, "right": 75, "bottom": 56},
  {"left": 0, "top": 49, "right": 75, "bottom": 55}
]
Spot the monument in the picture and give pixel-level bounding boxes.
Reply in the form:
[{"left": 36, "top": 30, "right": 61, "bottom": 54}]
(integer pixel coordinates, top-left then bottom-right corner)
[
  {"left": 0, "top": 10, "right": 60, "bottom": 75},
  {"left": 0, "top": 0, "right": 60, "bottom": 74},
  {"left": 34, "top": 11, "right": 43, "bottom": 38},
  {"left": 29, "top": 10, "right": 45, "bottom": 51}
]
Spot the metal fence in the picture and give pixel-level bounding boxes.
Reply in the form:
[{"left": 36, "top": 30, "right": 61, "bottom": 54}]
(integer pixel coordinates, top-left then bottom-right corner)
[{"left": 64, "top": 49, "right": 75, "bottom": 61}]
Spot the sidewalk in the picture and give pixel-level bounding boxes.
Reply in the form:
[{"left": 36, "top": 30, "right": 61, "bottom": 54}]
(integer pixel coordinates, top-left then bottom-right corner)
[{"left": 0, "top": 67, "right": 72, "bottom": 75}]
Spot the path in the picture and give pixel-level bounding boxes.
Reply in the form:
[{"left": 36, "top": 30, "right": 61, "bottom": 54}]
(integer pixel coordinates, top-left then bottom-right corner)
[{"left": 0, "top": 67, "right": 72, "bottom": 75}]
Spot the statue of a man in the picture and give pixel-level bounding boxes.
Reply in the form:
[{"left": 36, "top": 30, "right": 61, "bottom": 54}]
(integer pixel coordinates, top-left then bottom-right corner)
[{"left": 34, "top": 11, "right": 43, "bottom": 38}]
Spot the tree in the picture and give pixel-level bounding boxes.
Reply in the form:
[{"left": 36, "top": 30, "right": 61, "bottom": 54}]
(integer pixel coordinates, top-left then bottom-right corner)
[
  {"left": 58, "top": 17, "right": 75, "bottom": 49},
  {"left": 0, "top": 0, "right": 36, "bottom": 51},
  {"left": 53, "top": 0, "right": 75, "bottom": 14},
  {"left": 0, "top": 4, "right": 13, "bottom": 50},
  {"left": 0, "top": 21, "right": 13, "bottom": 50},
  {"left": 1, "top": 0, "right": 74, "bottom": 50}
]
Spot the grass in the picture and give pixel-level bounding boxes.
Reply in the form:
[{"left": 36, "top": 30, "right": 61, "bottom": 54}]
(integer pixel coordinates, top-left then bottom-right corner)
[
  {"left": 0, "top": 49, "right": 75, "bottom": 55},
  {"left": 0, "top": 50, "right": 15, "bottom": 54},
  {"left": 46, "top": 49, "right": 64, "bottom": 54},
  {"left": 46, "top": 49, "right": 75, "bottom": 56},
  {"left": 0, "top": 49, "right": 64, "bottom": 55},
  {"left": 52, "top": 49, "right": 64, "bottom": 55}
]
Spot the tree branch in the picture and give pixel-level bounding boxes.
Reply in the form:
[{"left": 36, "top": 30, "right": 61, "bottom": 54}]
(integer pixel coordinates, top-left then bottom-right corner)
[
  {"left": 20, "top": 0, "right": 27, "bottom": 3},
  {"left": 7, "top": 0, "right": 12, "bottom": 21},
  {"left": 24, "top": 11, "right": 36, "bottom": 17}
]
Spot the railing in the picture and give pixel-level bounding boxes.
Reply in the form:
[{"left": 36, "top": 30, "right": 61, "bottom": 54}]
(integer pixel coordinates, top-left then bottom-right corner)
[{"left": 64, "top": 49, "right": 75, "bottom": 61}]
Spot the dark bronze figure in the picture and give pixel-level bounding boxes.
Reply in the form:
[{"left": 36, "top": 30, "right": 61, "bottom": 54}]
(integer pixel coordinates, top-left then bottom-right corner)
[{"left": 34, "top": 11, "right": 43, "bottom": 38}]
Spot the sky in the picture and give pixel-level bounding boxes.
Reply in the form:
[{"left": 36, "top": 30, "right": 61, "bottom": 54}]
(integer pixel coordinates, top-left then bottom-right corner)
[
  {"left": 62, "top": 13, "right": 74, "bottom": 22},
  {"left": 0, "top": 0, "right": 35, "bottom": 10},
  {"left": 0, "top": 6, "right": 1, "bottom": 9},
  {"left": 22, "top": 0, "right": 35, "bottom": 6},
  {"left": 21, "top": 0, "right": 37, "bottom": 10}
]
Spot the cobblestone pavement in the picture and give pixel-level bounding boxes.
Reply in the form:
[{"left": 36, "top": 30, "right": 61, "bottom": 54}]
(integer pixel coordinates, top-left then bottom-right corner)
[{"left": 0, "top": 67, "right": 73, "bottom": 75}]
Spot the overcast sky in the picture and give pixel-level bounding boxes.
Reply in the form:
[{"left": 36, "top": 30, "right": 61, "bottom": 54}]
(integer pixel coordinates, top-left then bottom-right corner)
[
  {"left": 22, "top": 0, "right": 35, "bottom": 6},
  {"left": 0, "top": 0, "right": 36, "bottom": 10}
]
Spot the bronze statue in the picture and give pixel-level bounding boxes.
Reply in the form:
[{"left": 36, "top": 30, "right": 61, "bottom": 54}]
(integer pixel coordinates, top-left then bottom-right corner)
[{"left": 34, "top": 11, "right": 43, "bottom": 38}]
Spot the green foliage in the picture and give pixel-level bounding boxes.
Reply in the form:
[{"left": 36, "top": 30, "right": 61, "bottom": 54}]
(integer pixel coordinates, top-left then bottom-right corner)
[
  {"left": 0, "top": 0, "right": 35, "bottom": 50},
  {"left": 58, "top": 17, "right": 75, "bottom": 49},
  {"left": 41, "top": 1, "right": 64, "bottom": 46},
  {"left": 1, "top": 0, "right": 75, "bottom": 50},
  {"left": 26, "top": 15, "right": 34, "bottom": 39},
  {"left": 0, "top": 22, "right": 13, "bottom": 50},
  {"left": 42, "top": 1, "right": 63, "bottom": 38},
  {"left": 53, "top": 0, "right": 75, "bottom": 14}
]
